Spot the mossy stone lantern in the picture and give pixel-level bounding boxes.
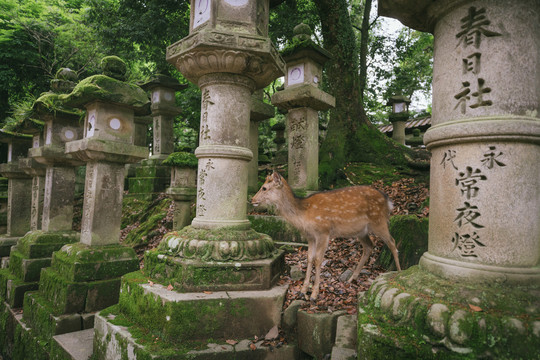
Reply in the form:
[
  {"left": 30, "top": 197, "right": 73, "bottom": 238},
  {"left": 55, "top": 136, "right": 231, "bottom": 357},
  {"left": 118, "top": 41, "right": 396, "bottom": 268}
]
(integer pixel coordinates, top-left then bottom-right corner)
[
  {"left": 387, "top": 94, "right": 411, "bottom": 145},
  {"left": 63, "top": 56, "right": 150, "bottom": 246},
  {"left": 271, "top": 23, "right": 335, "bottom": 192}
]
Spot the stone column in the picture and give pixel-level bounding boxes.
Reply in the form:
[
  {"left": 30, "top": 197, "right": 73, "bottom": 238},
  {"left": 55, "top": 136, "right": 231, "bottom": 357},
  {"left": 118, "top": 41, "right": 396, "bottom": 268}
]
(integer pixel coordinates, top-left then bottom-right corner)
[
  {"left": 271, "top": 24, "right": 335, "bottom": 193},
  {"left": 17, "top": 132, "right": 46, "bottom": 232},
  {"left": 248, "top": 90, "right": 275, "bottom": 193},
  {"left": 20, "top": 56, "right": 148, "bottom": 339},
  {"left": 0, "top": 134, "right": 32, "bottom": 239},
  {"left": 164, "top": 152, "right": 198, "bottom": 230},
  {"left": 357, "top": 1, "right": 540, "bottom": 358},
  {"left": 146, "top": 0, "right": 285, "bottom": 285}
]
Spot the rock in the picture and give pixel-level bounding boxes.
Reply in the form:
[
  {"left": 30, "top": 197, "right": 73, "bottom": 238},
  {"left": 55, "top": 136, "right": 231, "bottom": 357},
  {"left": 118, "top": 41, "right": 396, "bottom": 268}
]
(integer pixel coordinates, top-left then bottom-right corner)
[
  {"left": 264, "top": 325, "right": 279, "bottom": 341},
  {"left": 339, "top": 269, "right": 353, "bottom": 282},
  {"left": 290, "top": 265, "right": 304, "bottom": 281}
]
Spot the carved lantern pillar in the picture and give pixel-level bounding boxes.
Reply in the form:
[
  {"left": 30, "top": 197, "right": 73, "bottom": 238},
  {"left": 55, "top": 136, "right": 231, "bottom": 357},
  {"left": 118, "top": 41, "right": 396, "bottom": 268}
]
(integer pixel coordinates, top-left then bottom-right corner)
[
  {"left": 357, "top": 1, "right": 540, "bottom": 358},
  {"left": 160, "top": 0, "right": 285, "bottom": 265},
  {"left": 271, "top": 23, "right": 335, "bottom": 193}
]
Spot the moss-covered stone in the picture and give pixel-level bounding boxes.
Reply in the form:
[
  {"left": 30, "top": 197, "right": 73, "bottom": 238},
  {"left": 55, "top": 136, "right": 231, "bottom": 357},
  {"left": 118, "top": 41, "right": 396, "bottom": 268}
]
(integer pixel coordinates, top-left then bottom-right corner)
[
  {"left": 61, "top": 74, "right": 150, "bottom": 114},
  {"left": 162, "top": 151, "right": 198, "bottom": 168},
  {"left": 377, "top": 215, "right": 428, "bottom": 270},
  {"left": 248, "top": 215, "right": 304, "bottom": 243},
  {"left": 121, "top": 196, "right": 171, "bottom": 246},
  {"left": 357, "top": 266, "right": 540, "bottom": 359},
  {"left": 51, "top": 242, "right": 139, "bottom": 282},
  {"left": 14, "top": 230, "right": 79, "bottom": 259}
]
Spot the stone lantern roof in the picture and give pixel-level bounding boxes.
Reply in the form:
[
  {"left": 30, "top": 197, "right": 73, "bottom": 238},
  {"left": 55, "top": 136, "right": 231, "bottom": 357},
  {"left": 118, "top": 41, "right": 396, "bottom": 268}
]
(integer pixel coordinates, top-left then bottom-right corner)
[
  {"left": 281, "top": 23, "right": 332, "bottom": 65},
  {"left": 61, "top": 56, "right": 151, "bottom": 115},
  {"left": 139, "top": 74, "right": 188, "bottom": 92}
]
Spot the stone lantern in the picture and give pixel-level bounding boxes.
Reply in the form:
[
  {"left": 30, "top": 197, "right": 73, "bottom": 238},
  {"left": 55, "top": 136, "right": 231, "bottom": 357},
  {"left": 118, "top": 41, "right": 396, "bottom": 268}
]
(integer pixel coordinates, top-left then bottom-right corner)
[
  {"left": 20, "top": 56, "right": 149, "bottom": 340},
  {"left": 387, "top": 94, "right": 411, "bottom": 145},
  {"left": 128, "top": 74, "right": 187, "bottom": 198},
  {"left": 0, "top": 131, "right": 32, "bottom": 256},
  {"left": 357, "top": 1, "right": 540, "bottom": 359},
  {"left": 272, "top": 23, "right": 335, "bottom": 192}
]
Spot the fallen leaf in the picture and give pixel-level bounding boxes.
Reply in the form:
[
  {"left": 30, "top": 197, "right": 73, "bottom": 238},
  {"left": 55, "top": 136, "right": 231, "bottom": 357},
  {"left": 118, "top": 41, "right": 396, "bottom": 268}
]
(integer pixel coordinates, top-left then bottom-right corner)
[
  {"left": 167, "top": 284, "right": 174, "bottom": 291},
  {"left": 469, "top": 304, "right": 483, "bottom": 312},
  {"left": 148, "top": 280, "right": 154, "bottom": 286},
  {"left": 225, "top": 339, "right": 238, "bottom": 345},
  {"left": 249, "top": 343, "right": 257, "bottom": 351},
  {"left": 203, "top": 291, "right": 213, "bottom": 294}
]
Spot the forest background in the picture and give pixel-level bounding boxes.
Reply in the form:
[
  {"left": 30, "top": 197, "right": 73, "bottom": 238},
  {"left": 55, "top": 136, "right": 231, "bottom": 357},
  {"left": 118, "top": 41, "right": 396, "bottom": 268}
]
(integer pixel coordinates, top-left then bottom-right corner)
[{"left": 0, "top": 0, "right": 433, "bottom": 187}]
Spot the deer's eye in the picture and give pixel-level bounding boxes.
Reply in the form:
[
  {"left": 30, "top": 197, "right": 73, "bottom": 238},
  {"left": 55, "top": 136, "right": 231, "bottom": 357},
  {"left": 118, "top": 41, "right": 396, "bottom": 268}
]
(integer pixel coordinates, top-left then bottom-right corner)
[{"left": 262, "top": 187, "right": 267, "bottom": 191}]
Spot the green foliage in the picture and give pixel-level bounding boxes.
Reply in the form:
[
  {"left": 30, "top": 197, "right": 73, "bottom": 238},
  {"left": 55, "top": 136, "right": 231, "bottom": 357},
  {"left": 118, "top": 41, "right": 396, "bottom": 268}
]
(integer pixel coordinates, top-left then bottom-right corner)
[{"left": 0, "top": 0, "right": 102, "bottom": 121}]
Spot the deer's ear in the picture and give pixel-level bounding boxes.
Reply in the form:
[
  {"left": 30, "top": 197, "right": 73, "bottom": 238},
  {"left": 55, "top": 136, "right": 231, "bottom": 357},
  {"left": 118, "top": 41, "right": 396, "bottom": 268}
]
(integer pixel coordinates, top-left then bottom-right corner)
[{"left": 272, "top": 171, "right": 282, "bottom": 187}]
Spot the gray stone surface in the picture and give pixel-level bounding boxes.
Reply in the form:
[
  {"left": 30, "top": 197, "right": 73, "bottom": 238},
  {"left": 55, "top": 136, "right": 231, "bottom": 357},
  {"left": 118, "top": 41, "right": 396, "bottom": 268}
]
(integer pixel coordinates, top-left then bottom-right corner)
[
  {"left": 297, "top": 310, "right": 346, "bottom": 359},
  {"left": 53, "top": 328, "right": 94, "bottom": 360}
]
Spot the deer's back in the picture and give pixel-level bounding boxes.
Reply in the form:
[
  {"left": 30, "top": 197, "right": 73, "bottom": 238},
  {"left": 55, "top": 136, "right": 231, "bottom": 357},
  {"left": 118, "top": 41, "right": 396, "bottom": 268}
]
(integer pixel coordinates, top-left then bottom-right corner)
[{"left": 298, "top": 186, "right": 391, "bottom": 238}]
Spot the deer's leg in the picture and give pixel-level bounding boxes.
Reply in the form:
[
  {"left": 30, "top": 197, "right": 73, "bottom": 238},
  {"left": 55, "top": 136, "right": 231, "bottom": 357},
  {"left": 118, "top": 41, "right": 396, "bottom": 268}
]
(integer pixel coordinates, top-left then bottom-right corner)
[
  {"left": 348, "top": 236, "right": 373, "bottom": 283},
  {"left": 310, "top": 235, "right": 330, "bottom": 300},
  {"left": 301, "top": 240, "right": 315, "bottom": 295},
  {"left": 372, "top": 223, "right": 402, "bottom": 271}
]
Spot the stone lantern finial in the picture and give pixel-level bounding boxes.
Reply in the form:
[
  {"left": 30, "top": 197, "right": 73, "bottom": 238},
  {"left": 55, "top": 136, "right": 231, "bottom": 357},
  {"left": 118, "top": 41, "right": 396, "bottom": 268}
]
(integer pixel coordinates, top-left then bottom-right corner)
[
  {"left": 50, "top": 68, "right": 78, "bottom": 94},
  {"left": 293, "top": 23, "right": 312, "bottom": 41},
  {"left": 101, "top": 55, "right": 127, "bottom": 81}
]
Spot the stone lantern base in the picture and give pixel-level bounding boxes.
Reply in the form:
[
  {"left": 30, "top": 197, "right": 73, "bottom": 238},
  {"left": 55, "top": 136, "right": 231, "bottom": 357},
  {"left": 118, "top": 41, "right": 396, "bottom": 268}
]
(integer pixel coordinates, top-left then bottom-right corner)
[
  {"left": 145, "top": 226, "right": 284, "bottom": 292},
  {"left": 14, "top": 242, "right": 138, "bottom": 355},
  {"left": 357, "top": 266, "right": 540, "bottom": 359},
  {"left": 127, "top": 158, "right": 172, "bottom": 200}
]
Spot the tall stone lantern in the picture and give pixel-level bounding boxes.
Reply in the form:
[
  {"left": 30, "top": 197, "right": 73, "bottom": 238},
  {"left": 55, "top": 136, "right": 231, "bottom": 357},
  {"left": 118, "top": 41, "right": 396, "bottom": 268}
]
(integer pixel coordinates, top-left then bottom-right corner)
[
  {"left": 357, "top": 1, "right": 540, "bottom": 358},
  {"left": 387, "top": 94, "right": 411, "bottom": 145},
  {"left": 150, "top": 0, "right": 285, "bottom": 277},
  {"left": 128, "top": 75, "right": 187, "bottom": 198},
  {"left": 271, "top": 23, "right": 335, "bottom": 193},
  {"left": 21, "top": 56, "right": 149, "bottom": 340}
]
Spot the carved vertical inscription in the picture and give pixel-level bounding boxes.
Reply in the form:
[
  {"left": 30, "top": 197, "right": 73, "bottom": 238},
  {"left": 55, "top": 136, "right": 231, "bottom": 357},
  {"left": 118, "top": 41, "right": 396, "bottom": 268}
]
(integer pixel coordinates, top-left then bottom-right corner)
[
  {"left": 197, "top": 158, "right": 215, "bottom": 216},
  {"left": 443, "top": 145, "right": 507, "bottom": 258},
  {"left": 453, "top": 7, "right": 501, "bottom": 114},
  {"left": 201, "top": 89, "right": 214, "bottom": 141}
]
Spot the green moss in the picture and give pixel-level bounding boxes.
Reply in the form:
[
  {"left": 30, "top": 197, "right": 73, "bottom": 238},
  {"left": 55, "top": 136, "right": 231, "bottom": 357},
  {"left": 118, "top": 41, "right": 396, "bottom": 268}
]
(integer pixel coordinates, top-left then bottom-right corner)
[
  {"left": 358, "top": 267, "right": 540, "bottom": 359},
  {"left": 61, "top": 74, "right": 150, "bottom": 114},
  {"left": 121, "top": 196, "right": 171, "bottom": 246},
  {"left": 248, "top": 215, "right": 304, "bottom": 243},
  {"left": 162, "top": 152, "right": 198, "bottom": 168},
  {"left": 377, "top": 215, "right": 428, "bottom": 270}
]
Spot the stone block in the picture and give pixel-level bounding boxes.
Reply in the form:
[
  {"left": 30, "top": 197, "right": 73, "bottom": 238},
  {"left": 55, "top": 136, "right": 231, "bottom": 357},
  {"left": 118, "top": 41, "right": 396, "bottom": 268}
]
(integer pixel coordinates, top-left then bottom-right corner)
[
  {"left": 52, "top": 243, "right": 139, "bottom": 282},
  {"left": 144, "top": 249, "right": 285, "bottom": 292},
  {"left": 296, "top": 309, "right": 346, "bottom": 359},
  {"left": 0, "top": 236, "right": 18, "bottom": 257},
  {"left": 15, "top": 231, "right": 79, "bottom": 259},
  {"left": 94, "top": 312, "right": 299, "bottom": 360},
  {"left": 9, "top": 250, "right": 51, "bottom": 282},
  {"left": 282, "top": 299, "right": 305, "bottom": 333},
  {"left": 248, "top": 215, "right": 304, "bottom": 244},
  {"left": 51, "top": 328, "right": 94, "bottom": 360},
  {"left": 85, "top": 277, "right": 121, "bottom": 312},
  {"left": 116, "top": 271, "right": 287, "bottom": 343},
  {"left": 39, "top": 267, "right": 87, "bottom": 314},
  {"left": 5, "top": 277, "right": 39, "bottom": 308},
  {"left": 334, "top": 314, "right": 357, "bottom": 350}
]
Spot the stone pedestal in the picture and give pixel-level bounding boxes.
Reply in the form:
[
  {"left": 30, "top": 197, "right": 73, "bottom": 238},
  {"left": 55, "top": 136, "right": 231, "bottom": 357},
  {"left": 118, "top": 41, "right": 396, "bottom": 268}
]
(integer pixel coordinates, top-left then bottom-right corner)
[
  {"left": 358, "top": 1, "right": 540, "bottom": 358},
  {"left": 17, "top": 157, "right": 45, "bottom": 232},
  {"left": 248, "top": 90, "right": 275, "bottom": 193},
  {"left": 271, "top": 24, "right": 335, "bottom": 192}
]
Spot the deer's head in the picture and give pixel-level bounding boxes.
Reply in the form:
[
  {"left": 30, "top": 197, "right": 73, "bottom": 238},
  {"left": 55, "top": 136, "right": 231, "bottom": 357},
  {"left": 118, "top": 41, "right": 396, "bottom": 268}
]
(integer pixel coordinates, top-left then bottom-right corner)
[{"left": 251, "top": 171, "right": 285, "bottom": 207}]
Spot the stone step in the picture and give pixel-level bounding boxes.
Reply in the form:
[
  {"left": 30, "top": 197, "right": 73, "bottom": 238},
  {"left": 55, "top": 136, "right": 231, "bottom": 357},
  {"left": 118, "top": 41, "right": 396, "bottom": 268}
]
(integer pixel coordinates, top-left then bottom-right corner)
[
  {"left": 94, "top": 312, "right": 300, "bottom": 359},
  {"left": 52, "top": 328, "right": 94, "bottom": 360},
  {"left": 331, "top": 314, "right": 358, "bottom": 360}
]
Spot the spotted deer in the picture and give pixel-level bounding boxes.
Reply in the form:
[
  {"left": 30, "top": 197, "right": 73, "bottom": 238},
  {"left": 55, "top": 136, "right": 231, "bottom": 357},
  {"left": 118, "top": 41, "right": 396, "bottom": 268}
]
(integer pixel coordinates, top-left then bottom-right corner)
[{"left": 251, "top": 171, "right": 401, "bottom": 300}]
